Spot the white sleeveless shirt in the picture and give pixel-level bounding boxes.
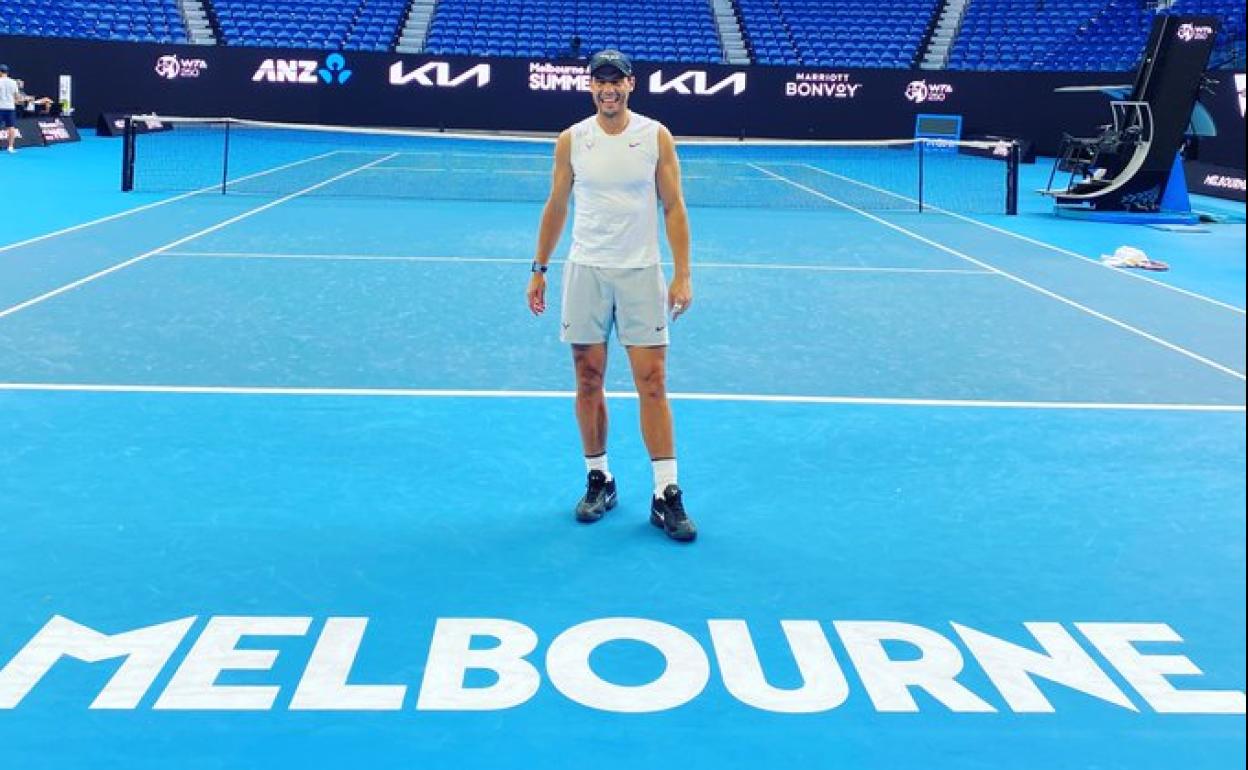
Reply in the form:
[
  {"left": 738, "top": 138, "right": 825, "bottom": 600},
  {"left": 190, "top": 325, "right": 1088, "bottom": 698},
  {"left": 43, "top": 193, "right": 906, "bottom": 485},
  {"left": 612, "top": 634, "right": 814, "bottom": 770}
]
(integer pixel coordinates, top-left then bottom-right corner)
[{"left": 568, "top": 111, "right": 662, "bottom": 268}]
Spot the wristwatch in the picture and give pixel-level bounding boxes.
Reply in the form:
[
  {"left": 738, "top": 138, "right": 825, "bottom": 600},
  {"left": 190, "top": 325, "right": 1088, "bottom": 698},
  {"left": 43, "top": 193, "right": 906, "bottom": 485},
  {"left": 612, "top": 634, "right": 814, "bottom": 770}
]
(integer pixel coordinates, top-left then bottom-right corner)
[{"left": 531, "top": 260, "right": 548, "bottom": 274}]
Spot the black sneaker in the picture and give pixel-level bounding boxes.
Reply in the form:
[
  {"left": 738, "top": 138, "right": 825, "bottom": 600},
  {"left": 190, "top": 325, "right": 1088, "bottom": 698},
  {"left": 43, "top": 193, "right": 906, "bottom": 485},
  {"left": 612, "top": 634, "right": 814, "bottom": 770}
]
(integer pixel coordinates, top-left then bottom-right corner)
[
  {"left": 650, "top": 484, "right": 697, "bottom": 542},
  {"left": 575, "top": 470, "right": 617, "bottom": 523}
]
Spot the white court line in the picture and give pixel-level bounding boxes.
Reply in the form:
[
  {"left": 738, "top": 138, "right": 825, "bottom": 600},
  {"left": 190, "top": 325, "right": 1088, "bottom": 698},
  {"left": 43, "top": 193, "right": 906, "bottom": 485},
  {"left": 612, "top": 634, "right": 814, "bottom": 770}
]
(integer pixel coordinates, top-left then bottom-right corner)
[
  {"left": 167, "top": 252, "right": 533, "bottom": 264},
  {"left": 0, "top": 150, "right": 343, "bottom": 255},
  {"left": 161, "top": 251, "right": 994, "bottom": 274},
  {"left": 359, "top": 167, "right": 778, "bottom": 182},
  {"left": 361, "top": 167, "right": 547, "bottom": 175},
  {"left": 751, "top": 163, "right": 1247, "bottom": 382},
  {"left": 336, "top": 149, "right": 551, "bottom": 161},
  {"left": 0, "top": 153, "right": 398, "bottom": 321},
  {"left": 800, "top": 163, "right": 1246, "bottom": 315},
  {"left": 0, "top": 382, "right": 1241, "bottom": 412}
]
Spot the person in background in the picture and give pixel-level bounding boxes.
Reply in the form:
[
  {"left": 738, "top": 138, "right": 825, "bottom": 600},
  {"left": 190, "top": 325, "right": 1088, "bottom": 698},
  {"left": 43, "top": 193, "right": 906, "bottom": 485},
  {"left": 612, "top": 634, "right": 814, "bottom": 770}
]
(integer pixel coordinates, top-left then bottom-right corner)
[
  {"left": 15, "top": 80, "right": 56, "bottom": 115},
  {"left": 0, "top": 64, "right": 20, "bottom": 154}
]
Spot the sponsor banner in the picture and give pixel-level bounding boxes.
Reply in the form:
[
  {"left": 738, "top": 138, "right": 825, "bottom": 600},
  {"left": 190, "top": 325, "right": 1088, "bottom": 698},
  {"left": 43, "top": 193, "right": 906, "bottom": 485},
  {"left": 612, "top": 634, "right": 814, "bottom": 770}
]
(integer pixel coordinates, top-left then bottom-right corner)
[
  {"left": 648, "top": 69, "right": 747, "bottom": 96},
  {"left": 782, "top": 71, "right": 864, "bottom": 99},
  {"left": 965, "top": 135, "right": 1036, "bottom": 163},
  {"left": 959, "top": 138, "right": 1015, "bottom": 162},
  {"left": 527, "top": 61, "right": 591, "bottom": 92},
  {"left": 390, "top": 60, "right": 491, "bottom": 88},
  {"left": 905, "top": 79, "right": 955, "bottom": 104},
  {"left": 1175, "top": 22, "right": 1215, "bottom": 42},
  {"left": 0, "top": 33, "right": 1126, "bottom": 154},
  {"left": 155, "top": 54, "right": 210, "bottom": 80},
  {"left": 252, "top": 52, "right": 353, "bottom": 85},
  {"left": 1184, "top": 160, "right": 1246, "bottom": 201},
  {"left": 97, "top": 112, "right": 174, "bottom": 137},
  {"left": 35, "top": 115, "right": 80, "bottom": 144},
  {"left": 11, "top": 118, "right": 45, "bottom": 148}
]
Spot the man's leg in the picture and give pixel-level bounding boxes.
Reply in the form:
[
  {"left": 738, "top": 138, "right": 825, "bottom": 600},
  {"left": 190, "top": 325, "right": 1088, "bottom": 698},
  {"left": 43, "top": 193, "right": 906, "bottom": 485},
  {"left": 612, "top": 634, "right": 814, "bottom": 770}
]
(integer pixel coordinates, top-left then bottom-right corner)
[
  {"left": 6, "top": 126, "right": 14, "bottom": 151},
  {"left": 626, "top": 345, "right": 696, "bottom": 542},
  {"left": 571, "top": 343, "right": 617, "bottom": 522},
  {"left": 572, "top": 343, "right": 609, "bottom": 455},
  {"left": 624, "top": 345, "right": 672, "bottom": 460}
]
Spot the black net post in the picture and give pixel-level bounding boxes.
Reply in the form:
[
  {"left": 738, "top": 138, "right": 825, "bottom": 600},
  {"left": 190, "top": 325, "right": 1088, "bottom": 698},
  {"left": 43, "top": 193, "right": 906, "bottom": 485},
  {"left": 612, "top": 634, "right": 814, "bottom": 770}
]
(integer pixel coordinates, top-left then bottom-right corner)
[
  {"left": 221, "top": 119, "right": 231, "bottom": 195},
  {"left": 1006, "top": 140, "right": 1020, "bottom": 215},
  {"left": 121, "top": 116, "right": 136, "bottom": 192},
  {"left": 917, "top": 139, "right": 925, "bottom": 213}
]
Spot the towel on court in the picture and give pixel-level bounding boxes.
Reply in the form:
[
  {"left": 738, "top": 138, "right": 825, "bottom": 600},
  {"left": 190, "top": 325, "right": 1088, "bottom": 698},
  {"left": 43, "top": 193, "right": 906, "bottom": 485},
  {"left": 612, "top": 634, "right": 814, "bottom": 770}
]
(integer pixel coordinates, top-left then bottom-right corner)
[{"left": 1100, "top": 245, "right": 1169, "bottom": 271}]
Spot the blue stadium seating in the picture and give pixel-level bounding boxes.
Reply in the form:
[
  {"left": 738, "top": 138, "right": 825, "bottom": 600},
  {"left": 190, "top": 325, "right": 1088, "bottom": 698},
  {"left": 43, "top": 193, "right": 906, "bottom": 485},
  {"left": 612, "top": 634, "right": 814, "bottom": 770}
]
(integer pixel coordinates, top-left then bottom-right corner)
[
  {"left": 1169, "top": 0, "right": 1247, "bottom": 68},
  {"left": 213, "top": 0, "right": 407, "bottom": 51},
  {"left": 0, "top": 0, "right": 187, "bottom": 44},
  {"left": 949, "top": 0, "right": 1245, "bottom": 71},
  {"left": 949, "top": 0, "right": 1121, "bottom": 71},
  {"left": 2, "top": 0, "right": 1242, "bottom": 70},
  {"left": 423, "top": 0, "right": 722, "bottom": 62},
  {"left": 737, "top": 0, "right": 940, "bottom": 67}
]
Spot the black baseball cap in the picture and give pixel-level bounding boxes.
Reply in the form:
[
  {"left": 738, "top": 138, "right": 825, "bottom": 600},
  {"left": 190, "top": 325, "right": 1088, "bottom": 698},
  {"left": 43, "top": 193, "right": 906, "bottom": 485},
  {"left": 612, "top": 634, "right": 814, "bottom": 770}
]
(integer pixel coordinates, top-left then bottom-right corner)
[{"left": 588, "top": 49, "right": 632, "bottom": 79}]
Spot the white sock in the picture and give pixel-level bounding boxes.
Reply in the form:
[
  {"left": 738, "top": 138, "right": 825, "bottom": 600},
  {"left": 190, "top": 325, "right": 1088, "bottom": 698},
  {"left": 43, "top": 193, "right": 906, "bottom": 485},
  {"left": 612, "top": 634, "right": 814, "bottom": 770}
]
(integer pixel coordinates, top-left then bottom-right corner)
[
  {"left": 585, "top": 453, "right": 612, "bottom": 481},
  {"left": 652, "top": 458, "right": 677, "bottom": 498}
]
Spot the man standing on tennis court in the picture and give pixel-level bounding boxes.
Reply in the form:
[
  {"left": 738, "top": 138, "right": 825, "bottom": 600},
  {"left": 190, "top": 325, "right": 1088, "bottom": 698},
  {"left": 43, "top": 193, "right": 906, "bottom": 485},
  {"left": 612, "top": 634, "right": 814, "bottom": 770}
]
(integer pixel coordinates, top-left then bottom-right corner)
[
  {"left": 0, "top": 65, "right": 20, "bottom": 154},
  {"left": 526, "top": 49, "right": 697, "bottom": 542}
]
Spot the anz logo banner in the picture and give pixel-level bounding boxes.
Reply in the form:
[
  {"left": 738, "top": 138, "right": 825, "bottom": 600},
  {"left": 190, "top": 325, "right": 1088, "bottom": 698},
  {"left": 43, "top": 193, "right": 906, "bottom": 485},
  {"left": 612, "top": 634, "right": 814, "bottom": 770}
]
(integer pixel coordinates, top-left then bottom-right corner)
[{"left": 253, "top": 54, "right": 353, "bottom": 85}]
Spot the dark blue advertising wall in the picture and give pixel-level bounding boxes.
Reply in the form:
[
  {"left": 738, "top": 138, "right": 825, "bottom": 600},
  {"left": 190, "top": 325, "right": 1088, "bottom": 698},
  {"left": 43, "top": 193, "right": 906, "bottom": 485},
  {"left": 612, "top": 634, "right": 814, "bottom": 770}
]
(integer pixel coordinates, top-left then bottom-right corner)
[
  {"left": 4, "top": 35, "right": 1128, "bottom": 154},
  {"left": 1192, "top": 71, "right": 1245, "bottom": 170},
  {"left": 1183, "top": 72, "right": 1246, "bottom": 200}
]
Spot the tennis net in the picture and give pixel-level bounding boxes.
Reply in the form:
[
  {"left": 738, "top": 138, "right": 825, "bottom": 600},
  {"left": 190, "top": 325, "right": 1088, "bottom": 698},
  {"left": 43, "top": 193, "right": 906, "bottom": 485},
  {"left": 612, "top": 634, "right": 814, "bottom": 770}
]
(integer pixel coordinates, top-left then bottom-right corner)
[{"left": 122, "top": 116, "right": 1019, "bottom": 214}]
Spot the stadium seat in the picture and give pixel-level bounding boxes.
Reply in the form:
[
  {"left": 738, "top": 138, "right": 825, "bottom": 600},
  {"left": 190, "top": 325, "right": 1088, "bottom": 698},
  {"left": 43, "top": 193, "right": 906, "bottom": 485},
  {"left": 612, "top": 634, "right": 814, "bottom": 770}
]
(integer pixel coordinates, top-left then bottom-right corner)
[
  {"left": 4, "top": 0, "right": 1239, "bottom": 68},
  {"left": 426, "top": 0, "right": 721, "bottom": 62},
  {"left": 0, "top": 0, "right": 189, "bottom": 43},
  {"left": 942, "top": 0, "right": 1243, "bottom": 71}
]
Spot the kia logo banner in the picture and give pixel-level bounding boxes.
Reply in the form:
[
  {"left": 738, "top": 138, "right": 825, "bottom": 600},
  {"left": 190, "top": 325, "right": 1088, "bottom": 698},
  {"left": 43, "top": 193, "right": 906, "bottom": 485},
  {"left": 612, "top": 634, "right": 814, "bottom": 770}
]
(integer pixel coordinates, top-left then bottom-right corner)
[
  {"left": 390, "top": 61, "right": 491, "bottom": 88},
  {"left": 648, "top": 70, "right": 747, "bottom": 96}
]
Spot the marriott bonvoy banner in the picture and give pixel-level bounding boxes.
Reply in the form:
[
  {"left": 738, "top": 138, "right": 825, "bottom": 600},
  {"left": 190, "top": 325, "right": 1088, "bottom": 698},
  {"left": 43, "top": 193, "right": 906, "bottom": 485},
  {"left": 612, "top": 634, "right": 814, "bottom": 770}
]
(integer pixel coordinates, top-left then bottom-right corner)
[{"left": 3, "top": 34, "right": 1120, "bottom": 153}]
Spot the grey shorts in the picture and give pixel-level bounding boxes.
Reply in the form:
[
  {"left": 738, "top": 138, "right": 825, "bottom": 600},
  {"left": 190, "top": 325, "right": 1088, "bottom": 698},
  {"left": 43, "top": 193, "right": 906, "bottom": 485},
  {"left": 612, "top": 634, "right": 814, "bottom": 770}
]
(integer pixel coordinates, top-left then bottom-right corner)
[{"left": 560, "top": 262, "right": 669, "bottom": 347}]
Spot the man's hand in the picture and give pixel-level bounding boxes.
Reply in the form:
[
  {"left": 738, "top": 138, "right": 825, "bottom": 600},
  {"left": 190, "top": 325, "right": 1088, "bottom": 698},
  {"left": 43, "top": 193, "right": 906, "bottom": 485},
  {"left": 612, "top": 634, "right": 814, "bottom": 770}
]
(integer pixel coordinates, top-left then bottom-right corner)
[
  {"left": 527, "top": 273, "right": 547, "bottom": 315},
  {"left": 668, "top": 275, "right": 692, "bottom": 320}
]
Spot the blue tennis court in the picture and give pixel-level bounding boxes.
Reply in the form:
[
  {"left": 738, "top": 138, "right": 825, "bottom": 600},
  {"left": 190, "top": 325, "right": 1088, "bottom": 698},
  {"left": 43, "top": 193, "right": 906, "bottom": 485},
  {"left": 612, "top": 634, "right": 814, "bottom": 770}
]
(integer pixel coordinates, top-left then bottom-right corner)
[{"left": 1, "top": 131, "right": 1244, "bottom": 769}]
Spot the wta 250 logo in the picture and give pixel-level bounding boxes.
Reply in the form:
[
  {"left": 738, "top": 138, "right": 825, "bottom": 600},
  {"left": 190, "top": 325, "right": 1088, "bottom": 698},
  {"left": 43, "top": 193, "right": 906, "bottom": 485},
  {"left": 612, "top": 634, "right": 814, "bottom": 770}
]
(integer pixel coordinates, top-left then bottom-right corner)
[
  {"left": 1176, "top": 23, "right": 1214, "bottom": 42},
  {"left": 154, "top": 55, "right": 209, "bottom": 80},
  {"left": 905, "top": 80, "right": 954, "bottom": 104}
]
